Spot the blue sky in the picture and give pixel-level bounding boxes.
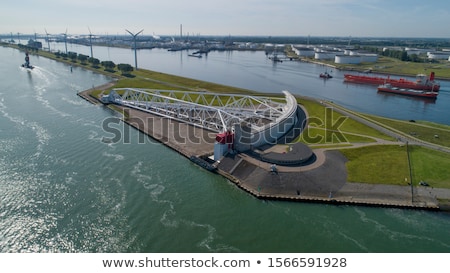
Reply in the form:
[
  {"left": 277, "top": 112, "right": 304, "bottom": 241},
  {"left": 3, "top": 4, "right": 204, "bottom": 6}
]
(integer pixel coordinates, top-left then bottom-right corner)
[{"left": 2, "top": 0, "right": 450, "bottom": 37}]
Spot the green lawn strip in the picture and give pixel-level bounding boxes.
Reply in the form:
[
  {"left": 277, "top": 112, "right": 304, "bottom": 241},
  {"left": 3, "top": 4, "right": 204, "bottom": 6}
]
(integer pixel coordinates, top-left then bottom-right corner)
[
  {"left": 416, "top": 120, "right": 450, "bottom": 130},
  {"left": 340, "top": 145, "right": 410, "bottom": 185},
  {"left": 132, "top": 70, "right": 254, "bottom": 94},
  {"left": 409, "top": 146, "right": 450, "bottom": 188},
  {"left": 363, "top": 114, "right": 450, "bottom": 147},
  {"left": 298, "top": 99, "right": 395, "bottom": 141},
  {"left": 297, "top": 127, "right": 376, "bottom": 145},
  {"left": 309, "top": 144, "right": 353, "bottom": 149}
]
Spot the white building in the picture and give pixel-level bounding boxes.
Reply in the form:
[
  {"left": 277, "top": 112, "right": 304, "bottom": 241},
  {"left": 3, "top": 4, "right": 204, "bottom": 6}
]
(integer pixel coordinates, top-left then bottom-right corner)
[{"left": 428, "top": 52, "right": 450, "bottom": 60}]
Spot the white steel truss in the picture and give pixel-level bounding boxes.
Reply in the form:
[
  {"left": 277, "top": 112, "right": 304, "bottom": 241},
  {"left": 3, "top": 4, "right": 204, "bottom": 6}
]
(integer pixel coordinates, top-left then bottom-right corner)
[{"left": 105, "top": 88, "right": 296, "bottom": 133}]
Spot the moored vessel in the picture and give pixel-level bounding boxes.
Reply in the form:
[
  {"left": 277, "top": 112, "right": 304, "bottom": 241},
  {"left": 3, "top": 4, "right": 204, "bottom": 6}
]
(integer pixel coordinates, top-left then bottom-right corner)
[{"left": 344, "top": 72, "right": 440, "bottom": 91}]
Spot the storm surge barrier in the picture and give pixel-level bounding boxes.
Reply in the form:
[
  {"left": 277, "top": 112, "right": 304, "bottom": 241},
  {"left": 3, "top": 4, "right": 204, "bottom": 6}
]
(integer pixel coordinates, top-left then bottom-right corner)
[{"left": 102, "top": 88, "right": 300, "bottom": 150}]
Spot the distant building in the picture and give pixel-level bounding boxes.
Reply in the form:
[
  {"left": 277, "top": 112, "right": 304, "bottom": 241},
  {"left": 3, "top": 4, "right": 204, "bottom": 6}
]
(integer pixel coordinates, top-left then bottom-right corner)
[
  {"left": 335, "top": 54, "right": 361, "bottom": 64},
  {"left": 405, "top": 47, "right": 429, "bottom": 56},
  {"left": 314, "top": 51, "right": 340, "bottom": 60},
  {"left": 335, "top": 49, "right": 378, "bottom": 64},
  {"left": 27, "top": 39, "right": 42, "bottom": 49},
  {"left": 427, "top": 52, "right": 450, "bottom": 60},
  {"left": 291, "top": 45, "right": 315, "bottom": 57}
]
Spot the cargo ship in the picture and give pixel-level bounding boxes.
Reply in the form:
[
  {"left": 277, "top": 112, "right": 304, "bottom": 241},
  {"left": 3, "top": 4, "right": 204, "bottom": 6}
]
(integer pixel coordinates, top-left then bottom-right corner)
[
  {"left": 344, "top": 72, "right": 440, "bottom": 91},
  {"left": 377, "top": 84, "right": 438, "bottom": 99}
]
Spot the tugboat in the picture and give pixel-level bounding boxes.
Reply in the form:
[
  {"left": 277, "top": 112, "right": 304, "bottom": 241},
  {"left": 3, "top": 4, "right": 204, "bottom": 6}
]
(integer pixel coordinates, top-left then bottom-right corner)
[
  {"left": 319, "top": 71, "right": 332, "bottom": 79},
  {"left": 21, "top": 52, "right": 34, "bottom": 70}
]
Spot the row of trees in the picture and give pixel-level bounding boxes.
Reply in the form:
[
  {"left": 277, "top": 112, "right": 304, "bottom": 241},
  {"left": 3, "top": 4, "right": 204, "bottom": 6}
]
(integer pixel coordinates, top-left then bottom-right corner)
[
  {"left": 18, "top": 43, "right": 39, "bottom": 52},
  {"left": 54, "top": 51, "right": 134, "bottom": 74}
]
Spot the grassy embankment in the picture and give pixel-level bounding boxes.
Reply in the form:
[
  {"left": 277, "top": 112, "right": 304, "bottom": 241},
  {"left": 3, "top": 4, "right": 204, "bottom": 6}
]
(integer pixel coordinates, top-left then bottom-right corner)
[
  {"left": 362, "top": 114, "right": 450, "bottom": 148},
  {"left": 6, "top": 43, "right": 450, "bottom": 188},
  {"left": 296, "top": 99, "right": 395, "bottom": 146}
]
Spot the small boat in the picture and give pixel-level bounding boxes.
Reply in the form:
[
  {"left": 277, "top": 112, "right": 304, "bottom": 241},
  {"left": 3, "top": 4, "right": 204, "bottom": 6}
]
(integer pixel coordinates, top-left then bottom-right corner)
[
  {"left": 188, "top": 53, "right": 202, "bottom": 58},
  {"left": 319, "top": 72, "right": 332, "bottom": 79},
  {"left": 21, "top": 52, "right": 34, "bottom": 70},
  {"left": 377, "top": 84, "right": 438, "bottom": 99}
]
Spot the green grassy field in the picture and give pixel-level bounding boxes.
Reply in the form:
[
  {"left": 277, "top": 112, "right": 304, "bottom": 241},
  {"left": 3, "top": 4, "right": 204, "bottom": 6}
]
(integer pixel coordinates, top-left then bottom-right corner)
[
  {"left": 340, "top": 144, "right": 450, "bottom": 188},
  {"left": 298, "top": 99, "right": 395, "bottom": 142},
  {"left": 297, "top": 127, "right": 376, "bottom": 144},
  {"left": 363, "top": 114, "right": 450, "bottom": 148},
  {"left": 340, "top": 145, "right": 410, "bottom": 185},
  {"left": 409, "top": 146, "right": 450, "bottom": 188}
]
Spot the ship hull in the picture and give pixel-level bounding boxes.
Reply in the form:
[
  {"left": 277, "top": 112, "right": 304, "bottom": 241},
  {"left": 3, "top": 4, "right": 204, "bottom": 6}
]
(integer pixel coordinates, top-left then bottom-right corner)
[
  {"left": 344, "top": 73, "right": 440, "bottom": 91},
  {"left": 377, "top": 85, "right": 438, "bottom": 99}
]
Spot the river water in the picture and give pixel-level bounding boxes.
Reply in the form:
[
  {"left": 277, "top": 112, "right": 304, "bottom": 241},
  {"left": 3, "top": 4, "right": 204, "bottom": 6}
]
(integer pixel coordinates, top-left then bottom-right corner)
[{"left": 1, "top": 45, "right": 450, "bottom": 253}]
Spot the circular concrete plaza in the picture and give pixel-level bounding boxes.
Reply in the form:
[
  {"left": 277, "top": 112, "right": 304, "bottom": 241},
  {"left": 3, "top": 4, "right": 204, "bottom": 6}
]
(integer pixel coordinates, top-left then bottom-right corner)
[{"left": 260, "top": 142, "right": 315, "bottom": 166}]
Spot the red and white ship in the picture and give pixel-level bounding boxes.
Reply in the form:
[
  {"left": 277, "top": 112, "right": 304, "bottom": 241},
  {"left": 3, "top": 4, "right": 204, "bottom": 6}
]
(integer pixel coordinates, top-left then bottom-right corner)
[
  {"left": 377, "top": 84, "right": 438, "bottom": 99},
  {"left": 344, "top": 72, "right": 440, "bottom": 91}
]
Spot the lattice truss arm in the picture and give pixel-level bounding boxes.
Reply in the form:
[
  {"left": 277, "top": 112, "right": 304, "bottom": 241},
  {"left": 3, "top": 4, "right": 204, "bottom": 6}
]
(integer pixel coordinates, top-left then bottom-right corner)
[{"left": 107, "top": 88, "right": 293, "bottom": 133}]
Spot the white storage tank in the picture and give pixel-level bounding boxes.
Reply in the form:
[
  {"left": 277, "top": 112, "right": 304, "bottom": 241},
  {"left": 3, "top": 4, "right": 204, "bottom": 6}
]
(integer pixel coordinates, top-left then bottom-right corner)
[
  {"left": 360, "top": 54, "right": 378, "bottom": 63},
  {"left": 294, "top": 46, "right": 315, "bottom": 57},
  {"left": 335, "top": 54, "right": 361, "bottom": 64},
  {"left": 315, "top": 51, "right": 338, "bottom": 60}
]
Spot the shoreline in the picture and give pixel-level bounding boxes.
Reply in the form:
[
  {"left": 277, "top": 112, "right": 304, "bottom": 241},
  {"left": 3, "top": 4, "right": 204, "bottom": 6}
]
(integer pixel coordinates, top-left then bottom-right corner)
[{"left": 77, "top": 83, "right": 450, "bottom": 212}]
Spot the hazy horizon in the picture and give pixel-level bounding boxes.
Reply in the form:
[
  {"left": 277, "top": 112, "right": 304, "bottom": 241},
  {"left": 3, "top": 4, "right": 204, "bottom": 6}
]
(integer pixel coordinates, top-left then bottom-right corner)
[{"left": 2, "top": 0, "right": 450, "bottom": 38}]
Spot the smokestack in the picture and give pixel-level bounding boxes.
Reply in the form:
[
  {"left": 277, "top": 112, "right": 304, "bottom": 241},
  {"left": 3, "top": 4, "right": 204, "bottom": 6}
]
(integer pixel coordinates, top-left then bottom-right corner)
[
  {"left": 430, "top": 71, "right": 435, "bottom": 81},
  {"left": 180, "top": 24, "right": 183, "bottom": 38}
]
